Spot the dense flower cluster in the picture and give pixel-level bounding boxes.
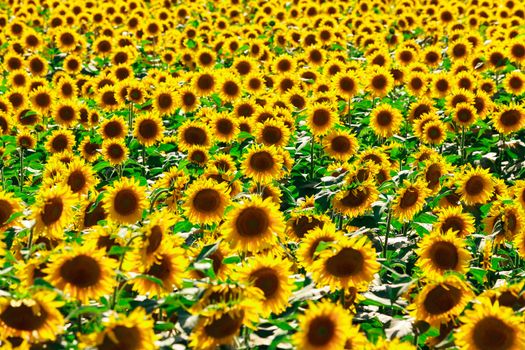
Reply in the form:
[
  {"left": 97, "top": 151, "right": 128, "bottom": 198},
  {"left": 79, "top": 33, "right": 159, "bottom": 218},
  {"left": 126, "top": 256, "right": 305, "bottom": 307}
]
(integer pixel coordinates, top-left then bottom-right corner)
[{"left": 0, "top": 0, "right": 524, "bottom": 349}]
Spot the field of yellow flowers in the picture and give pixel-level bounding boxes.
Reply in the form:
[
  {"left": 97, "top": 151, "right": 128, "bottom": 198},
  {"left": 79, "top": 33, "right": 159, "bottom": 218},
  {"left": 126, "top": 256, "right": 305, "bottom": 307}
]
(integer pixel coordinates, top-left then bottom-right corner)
[{"left": 1, "top": 0, "right": 525, "bottom": 349}]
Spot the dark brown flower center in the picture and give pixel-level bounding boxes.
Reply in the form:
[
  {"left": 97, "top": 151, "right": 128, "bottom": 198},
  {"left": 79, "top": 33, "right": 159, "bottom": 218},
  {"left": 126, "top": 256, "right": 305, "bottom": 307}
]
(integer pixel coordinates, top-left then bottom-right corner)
[
  {"left": 204, "top": 312, "right": 244, "bottom": 339},
  {"left": 0, "top": 303, "right": 48, "bottom": 331},
  {"left": 423, "top": 283, "right": 462, "bottom": 315},
  {"left": 251, "top": 267, "right": 279, "bottom": 298},
  {"left": 114, "top": 189, "right": 139, "bottom": 216},
  {"left": 307, "top": 316, "right": 335, "bottom": 346},
  {"left": 138, "top": 119, "right": 158, "bottom": 140},
  {"left": 430, "top": 241, "right": 459, "bottom": 270},
  {"left": 262, "top": 126, "right": 282, "bottom": 145},
  {"left": 99, "top": 325, "right": 141, "bottom": 350},
  {"left": 235, "top": 207, "right": 269, "bottom": 237},
  {"left": 325, "top": 247, "right": 364, "bottom": 277},
  {"left": 500, "top": 109, "right": 520, "bottom": 127},
  {"left": 146, "top": 226, "right": 163, "bottom": 254},
  {"left": 41, "top": 197, "right": 64, "bottom": 226},
  {"left": 67, "top": 170, "right": 87, "bottom": 193},
  {"left": 59, "top": 254, "right": 101, "bottom": 287},
  {"left": 249, "top": 151, "right": 274, "bottom": 172},
  {"left": 399, "top": 187, "right": 419, "bottom": 208},
  {"left": 473, "top": 316, "right": 515, "bottom": 350},
  {"left": 465, "top": 175, "right": 485, "bottom": 196},
  {"left": 192, "top": 189, "right": 221, "bottom": 213},
  {"left": 183, "top": 126, "right": 207, "bottom": 145}
]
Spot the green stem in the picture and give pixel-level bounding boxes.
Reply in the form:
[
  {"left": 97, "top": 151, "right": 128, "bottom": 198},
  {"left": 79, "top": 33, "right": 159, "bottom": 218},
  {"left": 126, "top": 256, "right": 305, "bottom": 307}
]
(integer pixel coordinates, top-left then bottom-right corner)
[
  {"left": 142, "top": 145, "right": 147, "bottom": 175},
  {"left": 26, "top": 227, "right": 34, "bottom": 261},
  {"left": 309, "top": 136, "right": 315, "bottom": 179},
  {"left": 128, "top": 103, "right": 133, "bottom": 134},
  {"left": 19, "top": 148, "right": 24, "bottom": 192},
  {"left": 460, "top": 126, "right": 466, "bottom": 163},
  {"left": 382, "top": 208, "right": 392, "bottom": 259}
]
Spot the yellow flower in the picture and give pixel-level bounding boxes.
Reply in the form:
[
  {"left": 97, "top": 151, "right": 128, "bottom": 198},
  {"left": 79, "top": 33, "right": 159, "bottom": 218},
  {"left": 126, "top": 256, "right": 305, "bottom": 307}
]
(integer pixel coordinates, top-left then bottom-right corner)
[{"left": 103, "top": 177, "right": 148, "bottom": 224}]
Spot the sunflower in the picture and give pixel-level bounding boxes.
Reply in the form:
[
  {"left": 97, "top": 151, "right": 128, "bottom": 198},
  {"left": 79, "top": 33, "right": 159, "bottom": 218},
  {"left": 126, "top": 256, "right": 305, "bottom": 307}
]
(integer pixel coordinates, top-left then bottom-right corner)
[
  {"left": 332, "top": 180, "right": 379, "bottom": 218},
  {"left": 16, "top": 129, "right": 36, "bottom": 150},
  {"left": 177, "top": 120, "right": 212, "bottom": 152},
  {"left": 189, "top": 236, "right": 232, "bottom": 280},
  {"left": 54, "top": 28, "right": 78, "bottom": 52},
  {"left": 434, "top": 206, "right": 476, "bottom": 237},
  {"left": 286, "top": 212, "right": 330, "bottom": 242},
  {"left": 97, "top": 85, "right": 121, "bottom": 111},
  {"left": 130, "top": 243, "right": 188, "bottom": 297},
  {"left": 218, "top": 72, "right": 242, "bottom": 103},
  {"left": 100, "top": 116, "right": 128, "bottom": 140},
  {"left": 87, "top": 308, "right": 156, "bottom": 350},
  {"left": 492, "top": 104, "right": 525, "bottom": 135},
  {"left": 0, "top": 291, "right": 64, "bottom": 343},
  {"left": 133, "top": 112, "right": 164, "bottom": 146},
  {"left": 331, "top": 71, "right": 359, "bottom": 98},
  {"left": 56, "top": 76, "right": 78, "bottom": 100},
  {"left": 392, "top": 180, "right": 431, "bottom": 222},
  {"left": 366, "top": 66, "right": 394, "bottom": 97},
  {"left": 421, "top": 156, "right": 451, "bottom": 193},
  {"left": 103, "top": 177, "right": 148, "bottom": 224},
  {"left": 322, "top": 129, "right": 359, "bottom": 162},
  {"left": 456, "top": 299, "right": 525, "bottom": 350},
  {"left": 405, "top": 71, "right": 428, "bottom": 96},
  {"left": 210, "top": 112, "right": 239, "bottom": 143},
  {"left": 311, "top": 235, "right": 380, "bottom": 291},
  {"left": 189, "top": 286, "right": 263, "bottom": 349},
  {"left": 237, "top": 254, "right": 294, "bottom": 316},
  {"left": 32, "top": 184, "right": 76, "bottom": 238},
  {"left": 415, "top": 229, "right": 471, "bottom": 279},
  {"left": 221, "top": 196, "right": 284, "bottom": 252},
  {"left": 63, "top": 157, "right": 98, "bottom": 196},
  {"left": 79, "top": 137, "right": 100, "bottom": 163},
  {"left": 0, "top": 188, "right": 22, "bottom": 231},
  {"left": 431, "top": 72, "right": 452, "bottom": 98},
  {"left": 241, "top": 144, "right": 284, "bottom": 184},
  {"left": 45, "top": 244, "right": 117, "bottom": 303},
  {"left": 457, "top": 167, "right": 494, "bottom": 205},
  {"left": 452, "top": 103, "right": 478, "bottom": 128},
  {"left": 51, "top": 100, "right": 79, "bottom": 127},
  {"left": 176, "top": 86, "right": 200, "bottom": 113},
  {"left": 152, "top": 85, "right": 177, "bottom": 116},
  {"left": 306, "top": 102, "right": 339, "bottom": 135},
  {"left": 409, "top": 276, "right": 473, "bottom": 326},
  {"left": 369, "top": 104, "right": 403, "bottom": 138},
  {"left": 293, "top": 301, "right": 352, "bottom": 350},
  {"left": 484, "top": 202, "right": 523, "bottom": 243},
  {"left": 63, "top": 54, "right": 83, "bottom": 74},
  {"left": 188, "top": 146, "right": 209, "bottom": 166},
  {"left": 30, "top": 85, "right": 54, "bottom": 115},
  {"left": 183, "top": 178, "right": 230, "bottom": 225},
  {"left": 101, "top": 139, "right": 129, "bottom": 166},
  {"left": 254, "top": 118, "right": 290, "bottom": 147}
]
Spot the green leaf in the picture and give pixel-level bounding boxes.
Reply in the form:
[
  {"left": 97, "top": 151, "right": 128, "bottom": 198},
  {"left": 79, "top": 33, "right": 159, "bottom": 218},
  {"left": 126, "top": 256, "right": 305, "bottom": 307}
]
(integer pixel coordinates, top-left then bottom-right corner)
[
  {"left": 222, "top": 256, "right": 241, "bottom": 264},
  {"left": 196, "top": 242, "right": 219, "bottom": 261}
]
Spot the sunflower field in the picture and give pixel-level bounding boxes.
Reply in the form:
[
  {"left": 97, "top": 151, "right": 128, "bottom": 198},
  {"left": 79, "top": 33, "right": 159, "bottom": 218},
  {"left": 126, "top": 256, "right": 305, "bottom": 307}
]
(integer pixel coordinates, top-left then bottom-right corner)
[{"left": 1, "top": 0, "right": 525, "bottom": 349}]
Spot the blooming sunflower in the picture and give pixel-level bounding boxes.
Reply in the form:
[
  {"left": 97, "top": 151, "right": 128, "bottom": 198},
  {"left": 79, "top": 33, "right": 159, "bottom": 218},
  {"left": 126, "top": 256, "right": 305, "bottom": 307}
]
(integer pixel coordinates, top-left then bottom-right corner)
[
  {"left": 296, "top": 223, "right": 342, "bottom": 268},
  {"left": 456, "top": 299, "right": 525, "bottom": 350},
  {"left": 492, "top": 104, "right": 525, "bottom": 135},
  {"left": 306, "top": 102, "right": 339, "bottom": 136},
  {"left": 369, "top": 104, "right": 403, "bottom": 138},
  {"left": 177, "top": 120, "right": 212, "bottom": 152},
  {"left": 0, "top": 188, "right": 22, "bottom": 231},
  {"left": 130, "top": 243, "right": 188, "bottom": 297},
  {"left": 415, "top": 229, "right": 471, "bottom": 279},
  {"left": 392, "top": 180, "right": 431, "bottom": 222},
  {"left": 32, "top": 184, "right": 77, "bottom": 238},
  {"left": 63, "top": 157, "right": 98, "bottom": 196},
  {"left": 237, "top": 254, "right": 294, "bottom": 317},
  {"left": 241, "top": 144, "right": 284, "bottom": 184},
  {"left": 189, "top": 289, "right": 262, "bottom": 349},
  {"left": 332, "top": 180, "right": 379, "bottom": 218},
  {"left": 152, "top": 85, "right": 177, "bottom": 116},
  {"left": 100, "top": 116, "right": 128, "bottom": 140},
  {"left": 183, "top": 178, "right": 230, "bottom": 225},
  {"left": 0, "top": 291, "right": 64, "bottom": 343},
  {"left": 87, "top": 308, "right": 156, "bottom": 350},
  {"left": 101, "top": 139, "right": 129, "bottom": 166},
  {"left": 103, "top": 177, "right": 148, "bottom": 224},
  {"left": 322, "top": 129, "right": 359, "bottom": 161},
  {"left": 254, "top": 118, "right": 290, "bottom": 148},
  {"left": 409, "top": 275, "right": 473, "bottom": 326},
  {"left": 292, "top": 301, "right": 352, "bottom": 350},
  {"left": 311, "top": 235, "right": 380, "bottom": 292},
  {"left": 45, "top": 243, "right": 117, "bottom": 303},
  {"left": 221, "top": 196, "right": 284, "bottom": 252},
  {"left": 484, "top": 201, "right": 523, "bottom": 243},
  {"left": 434, "top": 206, "right": 476, "bottom": 237},
  {"left": 457, "top": 167, "right": 494, "bottom": 205},
  {"left": 133, "top": 112, "right": 165, "bottom": 146}
]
